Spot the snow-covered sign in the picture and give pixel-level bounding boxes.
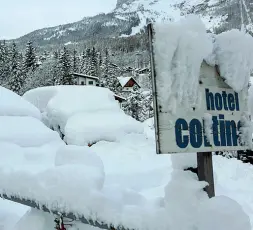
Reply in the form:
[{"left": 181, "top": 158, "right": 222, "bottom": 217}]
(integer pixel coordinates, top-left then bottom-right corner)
[{"left": 148, "top": 18, "right": 253, "bottom": 154}]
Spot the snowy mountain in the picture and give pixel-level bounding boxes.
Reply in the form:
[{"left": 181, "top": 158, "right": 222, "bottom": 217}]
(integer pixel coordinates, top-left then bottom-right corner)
[{"left": 10, "top": 0, "right": 253, "bottom": 48}]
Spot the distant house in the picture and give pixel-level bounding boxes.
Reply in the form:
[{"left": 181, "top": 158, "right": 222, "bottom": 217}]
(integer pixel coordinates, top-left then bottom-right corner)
[
  {"left": 72, "top": 73, "right": 99, "bottom": 86},
  {"left": 117, "top": 76, "right": 141, "bottom": 92},
  {"left": 114, "top": 94, "right": 126, "bottom": 108}
]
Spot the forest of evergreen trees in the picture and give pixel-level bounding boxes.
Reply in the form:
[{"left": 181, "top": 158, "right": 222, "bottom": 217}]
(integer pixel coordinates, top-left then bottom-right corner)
[{"left": 0, "top": 40, "right": 153, "bottom": 122}]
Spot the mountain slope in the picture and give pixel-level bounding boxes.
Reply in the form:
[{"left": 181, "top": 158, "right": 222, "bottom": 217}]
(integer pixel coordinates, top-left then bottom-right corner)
[{"left": 12, "top": 0, "right": 253, "bottom": 48}]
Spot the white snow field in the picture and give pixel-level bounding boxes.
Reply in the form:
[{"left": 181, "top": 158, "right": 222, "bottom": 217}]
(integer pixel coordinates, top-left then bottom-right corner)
[{"left": 1, "top": 16, "right": 253, "bottom": 230}]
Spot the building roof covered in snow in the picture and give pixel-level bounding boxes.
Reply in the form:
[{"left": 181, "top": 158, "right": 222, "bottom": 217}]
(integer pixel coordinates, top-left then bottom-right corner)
[
  {"left": 71, "top": 73, "right": 99, "bottom": 81},
  {"left": 117, "top": 76, "right": 140, "bottom": 88}
]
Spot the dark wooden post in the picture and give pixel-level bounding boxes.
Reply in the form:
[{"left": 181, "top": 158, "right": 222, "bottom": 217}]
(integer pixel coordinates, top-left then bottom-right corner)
[{"left": 197, "top": 152, "right": 215, "bottom": 198}]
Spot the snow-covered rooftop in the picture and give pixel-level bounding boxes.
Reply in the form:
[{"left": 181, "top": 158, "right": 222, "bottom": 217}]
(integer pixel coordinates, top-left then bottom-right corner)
[
  {"left": 117, "top": 76, "right": 131, "bottom": 87},
  {"left": 72, "top": 72, "right": 99, "bottom": 80},
  {"left": 117, "top": 76, "right": 140, "bottom": 87}
]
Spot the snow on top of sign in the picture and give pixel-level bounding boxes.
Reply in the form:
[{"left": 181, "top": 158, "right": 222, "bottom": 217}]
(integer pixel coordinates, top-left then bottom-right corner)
[
  {"left": 153, "top": 15, "right": 212, "bottom": 114},
  {"left": 153, "top": 17, "right": 253, "bottom": 115},
  {"left": 213, "top": 29, "right": 253, "bottom": 92}
]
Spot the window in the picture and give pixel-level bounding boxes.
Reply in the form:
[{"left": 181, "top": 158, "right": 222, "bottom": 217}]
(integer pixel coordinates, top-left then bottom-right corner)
[
  {"left": 88, "top": 81, "right": 93, "bottom": 85},
  {"left": 81, "top": 81, "right": 84, "bottom": 85}
]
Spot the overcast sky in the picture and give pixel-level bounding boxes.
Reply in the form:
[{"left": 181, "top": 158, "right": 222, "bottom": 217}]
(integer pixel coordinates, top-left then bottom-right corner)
[{"left": 0, "top": 0, "right": 117, "bottom": 40}]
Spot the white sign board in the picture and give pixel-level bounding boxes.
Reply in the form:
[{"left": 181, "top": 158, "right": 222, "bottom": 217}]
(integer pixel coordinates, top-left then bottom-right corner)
[{"left": 148, "top": 25, "right": 249, "bottom": 154}]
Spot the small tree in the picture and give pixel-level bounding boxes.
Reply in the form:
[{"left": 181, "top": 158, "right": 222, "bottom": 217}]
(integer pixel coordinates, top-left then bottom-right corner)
[
  {"left": 24, "top": 41, "right": 37, "bottom": 72},
  {"left": 72, "top": 49, "right": 79, "bottom": 73},
  {"left": 58, "top": 47, "right": 73, "bottom": 85},
  {"left": 90, "top": 47, "right": 98, "bottom": 76}
]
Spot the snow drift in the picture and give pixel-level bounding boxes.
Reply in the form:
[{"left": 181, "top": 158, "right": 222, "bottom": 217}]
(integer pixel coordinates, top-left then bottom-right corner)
[
  {"left": 23, "top": 85, "right": 144, "bottom": 146},
  {"left": 0, "top": 86, "right": 41, "bottom": 119}
]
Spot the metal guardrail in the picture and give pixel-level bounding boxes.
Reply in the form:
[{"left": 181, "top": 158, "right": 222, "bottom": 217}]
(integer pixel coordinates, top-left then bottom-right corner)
[{"left": 0, "top": 193, "right": 130, "bottom": 230}]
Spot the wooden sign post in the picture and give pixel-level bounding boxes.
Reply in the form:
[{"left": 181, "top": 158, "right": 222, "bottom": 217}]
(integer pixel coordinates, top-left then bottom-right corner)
[
  {"left": 197, "top": 152, "right": 215, "bottom": 198},
  {"left": 148, "top": 23, "right": 249, "bottom": 199}
]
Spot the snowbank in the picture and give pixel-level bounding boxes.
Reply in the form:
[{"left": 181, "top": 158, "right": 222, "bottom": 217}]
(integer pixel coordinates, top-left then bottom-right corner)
[
  {"left": 0, "top": 87, "right": 66, "bottom": 229},
  {"left": 196, "top": 196, "right": 251, "bottom": 230},
  {"left": 214, "top": 155, "right": 253, "bottom": 226},
  {"left": 46, "top": 86, "right": 120, "bottom": 132},
  {"left": 0, "top": 116, "right": 63, "bottom": 147},
  {"left": 143, "top": 117, "right": 155, "bottom": 140},
  {"left": 55, "top": 145, "right": 105, "bottom": 190},
  {"left": 14, "top": 209, "right": 96, "bottom": 230},
  {"left": 64, "top": 110, "right": 144, "bottom": 145},
  {"left": 23, "top": 86, "right": 60, "bottom": 113},
  {"left": 24, "top": 85, "right": 143, "bottom": 146},
  {"left": 0, "top": 121, "right": 251, "bottom": 230},
  {"left": 14, "top": 209, "right": 55, "bottom": 230},
  {"left": 0, "top": 86, "right": 41, "bottom": 119}
]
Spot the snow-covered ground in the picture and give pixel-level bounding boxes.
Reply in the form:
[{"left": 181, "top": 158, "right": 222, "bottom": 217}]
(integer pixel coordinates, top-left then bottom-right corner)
[
  {"left": 2, "top": 15, "right": 253, "bottom": 230},
  {"left": 0, "top": 85, "right": 252, "bottom": 230}
]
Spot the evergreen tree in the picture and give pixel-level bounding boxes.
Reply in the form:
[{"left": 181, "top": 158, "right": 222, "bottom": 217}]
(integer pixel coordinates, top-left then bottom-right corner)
[
  {"left": 72, "top": 49, "right": 79, "bottom": 73},
  {"left": 8, "top": 68, "right": 25, "bottom": 95},
  {"left": 21, "top": 59, "right": 55, "bottom": 94},
  {"left": 9, "top": 42, "right": 19, "bottom": 72},
  {"left": 24, "top": 41, "right": 37, "bottom": 72},
  {"left": 0, "top": 41, "right": 10, "bottom": 84},
  {"left": 90, "top": 47, "right": 98, "bottom": 76},
  {"left": 79, "top": 51, "right": 86, "bottom": 73},
  {"left": 122, "top": 86, "right": 150, "bottom": 122},
  {"left": 52, "top": 51, "right": 61, "bottom": 85},
  {"left": 100, "top": 48, "right": 110, "bottom": 87},
  {"left": 58, "top": 46, "right": 73, "bottom": 85},
  {"left": 7, "top": 44, "right": 25, "bottom": 95},
  {"left": 84, "top": 48, "right": 92, "bottom": 75}
]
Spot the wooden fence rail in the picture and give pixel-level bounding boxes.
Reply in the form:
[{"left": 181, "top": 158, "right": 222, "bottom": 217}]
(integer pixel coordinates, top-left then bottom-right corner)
[{"left": 0, "top": 193, "right": 130, "bottom": 230}]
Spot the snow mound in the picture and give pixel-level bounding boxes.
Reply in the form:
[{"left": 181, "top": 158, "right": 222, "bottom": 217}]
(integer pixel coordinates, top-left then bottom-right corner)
[
  {"left": 23, "top": 86, "right": 60, "bottom": 113},
  {"left": 0, "top": 121, "right": 251, "bottom": 230},
  {"left": 196, "top": 196, "right": 251, "bottom": 230},
  {"left": 0, "top": 86, "right": 41, "bottom": 119},
  {"left": 55, "top": 145, "right": 105, "bottom": 189},
  {"left": 64, "top": 110, "right": 144, "bottom": 145},
  {"left": 46, "top": 86, "right": 120, "bottom": 132},
  {"left": 14, "top": 209, "right": 55, "bottom": 230},
  {"left": 0, "top": 116, "right": 62, "bottom": 147}
]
